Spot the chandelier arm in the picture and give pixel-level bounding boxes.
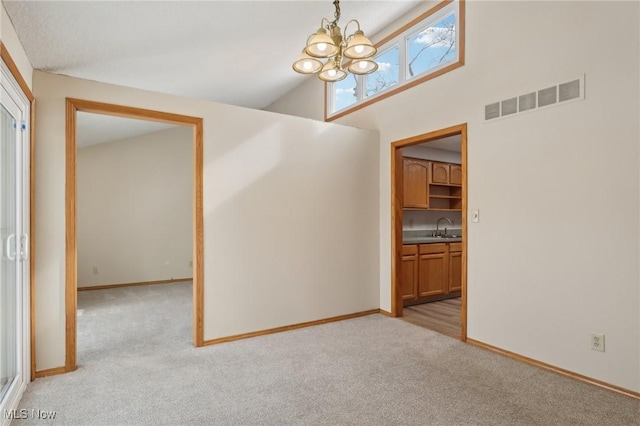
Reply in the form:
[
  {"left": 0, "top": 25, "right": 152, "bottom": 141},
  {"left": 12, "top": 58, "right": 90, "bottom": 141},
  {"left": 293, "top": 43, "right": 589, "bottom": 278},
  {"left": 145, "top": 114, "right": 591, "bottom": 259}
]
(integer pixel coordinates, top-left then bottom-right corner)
[
  {"left": 342, "top": 19, "right": 361, "bottom": 41},
  {"left": 319, "top": 17, "right": 331, "bottom": 30}
]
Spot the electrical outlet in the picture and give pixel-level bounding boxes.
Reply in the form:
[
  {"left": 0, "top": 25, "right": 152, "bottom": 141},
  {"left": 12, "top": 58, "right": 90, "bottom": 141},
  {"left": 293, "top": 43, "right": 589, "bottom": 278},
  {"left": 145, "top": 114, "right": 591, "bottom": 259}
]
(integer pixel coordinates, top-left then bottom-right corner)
[
  {"left": 590, "top": 333, "right": 605, "bottom": 352},
  {"left": 189, "top": 260, "right": 193, "bottom": 268},
  {"left": 92, "top": 266, "right": 99, "bottom": 275}
]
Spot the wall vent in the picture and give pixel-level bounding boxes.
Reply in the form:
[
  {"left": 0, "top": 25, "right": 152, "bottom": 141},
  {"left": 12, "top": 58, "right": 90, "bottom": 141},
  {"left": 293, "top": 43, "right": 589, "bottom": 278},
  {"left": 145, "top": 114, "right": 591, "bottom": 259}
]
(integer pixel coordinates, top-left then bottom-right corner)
[
  {"left": 538, "top": 86, "right": 557, "bottom": 107},
  {"left": 484, "top": 75, "right": 585, "bottom": 122},
  {"left": 501, "top": 97, "right": 517, "bottom": 116},
  {"left": 484, "top": 102, "right": 500, "bottom": 120},
  {"left": 518, "top": 92, "right": 536, "bottom": 112}
]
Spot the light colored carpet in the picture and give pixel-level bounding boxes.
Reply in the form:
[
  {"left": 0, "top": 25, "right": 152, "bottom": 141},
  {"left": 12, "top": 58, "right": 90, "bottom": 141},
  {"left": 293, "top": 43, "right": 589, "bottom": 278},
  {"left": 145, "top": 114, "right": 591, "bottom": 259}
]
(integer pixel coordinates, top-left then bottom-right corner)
[{"left": 17, "top": 282, "right": 639, "bottom": 425}]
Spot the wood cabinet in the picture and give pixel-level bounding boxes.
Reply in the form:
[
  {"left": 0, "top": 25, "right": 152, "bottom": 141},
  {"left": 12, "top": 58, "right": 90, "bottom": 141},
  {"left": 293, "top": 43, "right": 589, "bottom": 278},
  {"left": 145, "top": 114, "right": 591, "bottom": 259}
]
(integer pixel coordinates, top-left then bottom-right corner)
[
  {"left": 401, "top": 245, "right": 418, "bottom": 300},
  {"left": 402, "top": 242, "right": 462, "bottom": 306},
  {"left": 403, "top": 158, "right": 429, "bottom": 208},
  {"left": 448, "top": 242, "right": 462, "bottom": 292},
  {"left": 402, "top": 157, "right": 462, "bottom": 211},
  {"left": 430, "top": 162, "right": 463, "bottom": 186},
  {"left": 431, "top": 162, "right": 450, "bottom": 184},
  {"left": 418, "top": 244, "right": 448, "bottom": 298},
  {"left": 450, "top": 165, "right": 462, "bottom": 185}
]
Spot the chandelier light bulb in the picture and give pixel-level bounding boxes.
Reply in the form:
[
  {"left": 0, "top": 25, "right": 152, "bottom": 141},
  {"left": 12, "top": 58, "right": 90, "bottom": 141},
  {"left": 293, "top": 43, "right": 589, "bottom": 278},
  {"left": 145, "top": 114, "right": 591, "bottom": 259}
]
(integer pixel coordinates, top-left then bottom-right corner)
[
  {"left": 347, "top": 58, "right": 378, "bottom": 75},
  {"left": 292, "top": 50, "right": 323, "bottom": 74},
  {"left": 343, "top": 30, "right": 376, "bottom": 59},
  {"left": 318, "top": 60, "right": 347, "bottom": 82},
  {"left": 305, "top": 27, "right": 338, "bottom": 58}
]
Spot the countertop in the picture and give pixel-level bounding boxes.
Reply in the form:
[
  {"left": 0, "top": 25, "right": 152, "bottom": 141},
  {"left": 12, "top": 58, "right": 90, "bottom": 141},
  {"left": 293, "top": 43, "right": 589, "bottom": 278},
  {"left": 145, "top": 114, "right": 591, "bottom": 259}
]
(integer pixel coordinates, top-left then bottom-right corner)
[{"left": 403, "top": 236, "right": 462, "bottom": 244}]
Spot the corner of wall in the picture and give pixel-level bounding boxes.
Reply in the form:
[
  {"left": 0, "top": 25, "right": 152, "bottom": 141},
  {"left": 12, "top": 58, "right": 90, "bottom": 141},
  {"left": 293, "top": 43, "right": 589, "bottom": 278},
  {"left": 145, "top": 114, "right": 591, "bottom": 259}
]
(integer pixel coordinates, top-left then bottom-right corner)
[{"left": 1, "top": 4, "right": 33, "bottom": 89}]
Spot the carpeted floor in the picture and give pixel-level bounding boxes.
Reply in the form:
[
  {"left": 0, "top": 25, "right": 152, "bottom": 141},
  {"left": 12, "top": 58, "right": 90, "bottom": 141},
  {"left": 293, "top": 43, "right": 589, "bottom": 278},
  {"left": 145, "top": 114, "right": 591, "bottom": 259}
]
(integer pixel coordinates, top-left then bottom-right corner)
[{"left": 16, "top": 282, "right": 640, "bottom": 425}]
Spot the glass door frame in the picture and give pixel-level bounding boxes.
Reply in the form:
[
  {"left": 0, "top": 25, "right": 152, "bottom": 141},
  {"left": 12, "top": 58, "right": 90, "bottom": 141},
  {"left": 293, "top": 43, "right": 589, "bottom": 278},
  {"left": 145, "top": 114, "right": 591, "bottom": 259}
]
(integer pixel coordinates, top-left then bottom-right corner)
[{"left": 0, "top": 58, "right": 31, "bottom": 422}]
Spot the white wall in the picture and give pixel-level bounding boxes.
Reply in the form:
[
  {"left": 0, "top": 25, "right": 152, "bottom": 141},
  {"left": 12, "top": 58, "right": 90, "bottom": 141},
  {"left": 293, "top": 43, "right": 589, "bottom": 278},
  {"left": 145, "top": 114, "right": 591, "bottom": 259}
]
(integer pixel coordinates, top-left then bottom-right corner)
[
  {"left": 1, "top": 4, "right": 32, "bottom": 89},
  {"left": 33, "top": 71, "right": 380, "bottom": 371},
  {"left": 265, "top": 78, "right": 324, "bottom": 121},
  {"left": 77, "top": 126, "right": 193, "bottom": 288},
  {"left": 267, "top": 1, "right": 640, "bottom": 392}
]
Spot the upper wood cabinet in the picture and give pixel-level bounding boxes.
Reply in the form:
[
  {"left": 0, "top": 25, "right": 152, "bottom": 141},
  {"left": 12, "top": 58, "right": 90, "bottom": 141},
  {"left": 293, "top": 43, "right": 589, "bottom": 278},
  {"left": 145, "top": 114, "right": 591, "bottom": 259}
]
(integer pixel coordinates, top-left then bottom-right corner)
[
  {"left": 450, "top": 165, "right": 462, "bottom": 185},
  {"left": 431, "top": 162, "right": 450, "bottom": 184},
  {"left": 403, "top": 157, "right": 462, "bottom": 211},
  {"left": 403, "top": 158, "right": 429, "bottom": 209},
  {"left": 428, "top": 161, "right": 462, "bottom": 211},
  {"left": 430, "top": 162, "right": 462, "bottom": 186}
]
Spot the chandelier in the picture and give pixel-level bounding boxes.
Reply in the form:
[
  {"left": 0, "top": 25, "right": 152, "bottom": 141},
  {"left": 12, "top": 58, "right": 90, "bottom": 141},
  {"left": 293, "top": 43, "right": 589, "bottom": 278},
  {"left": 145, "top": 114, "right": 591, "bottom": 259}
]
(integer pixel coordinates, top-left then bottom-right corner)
[{"left": 292, "top": 0, "right": 378, "bottom": 82}]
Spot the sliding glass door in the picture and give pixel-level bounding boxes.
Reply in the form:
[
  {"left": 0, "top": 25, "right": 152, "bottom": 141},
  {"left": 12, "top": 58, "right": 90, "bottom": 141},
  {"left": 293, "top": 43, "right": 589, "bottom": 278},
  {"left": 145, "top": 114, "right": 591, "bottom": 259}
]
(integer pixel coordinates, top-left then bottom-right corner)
[
  {"left": 0, "top": 60, "right": 30, "bottom": 419},
  {"left": 0, "top": 100, "right": 19, "bottom": 403}
]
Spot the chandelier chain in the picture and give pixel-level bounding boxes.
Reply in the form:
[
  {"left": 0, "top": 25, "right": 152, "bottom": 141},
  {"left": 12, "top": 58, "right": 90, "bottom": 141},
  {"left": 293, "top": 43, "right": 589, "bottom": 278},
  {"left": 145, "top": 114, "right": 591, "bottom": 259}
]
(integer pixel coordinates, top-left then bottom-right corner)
[{"left": 330, "top": 0, "right": 341, "bottom": 29}]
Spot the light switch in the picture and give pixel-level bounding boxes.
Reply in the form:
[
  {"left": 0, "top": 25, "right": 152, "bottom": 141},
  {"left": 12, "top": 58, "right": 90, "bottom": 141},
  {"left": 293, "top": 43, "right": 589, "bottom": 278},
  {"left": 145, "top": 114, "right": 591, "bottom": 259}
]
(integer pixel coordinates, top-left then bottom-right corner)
[{"left": 472, "top": 209, "right": 479, "bottom": 223}]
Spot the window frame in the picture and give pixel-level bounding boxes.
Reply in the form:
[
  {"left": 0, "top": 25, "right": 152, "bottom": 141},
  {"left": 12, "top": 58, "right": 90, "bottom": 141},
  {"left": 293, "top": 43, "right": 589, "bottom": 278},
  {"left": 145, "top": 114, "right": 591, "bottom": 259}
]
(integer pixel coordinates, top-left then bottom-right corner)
[{"left": 325, "top": 0, "right": 465, "bottom": 122}]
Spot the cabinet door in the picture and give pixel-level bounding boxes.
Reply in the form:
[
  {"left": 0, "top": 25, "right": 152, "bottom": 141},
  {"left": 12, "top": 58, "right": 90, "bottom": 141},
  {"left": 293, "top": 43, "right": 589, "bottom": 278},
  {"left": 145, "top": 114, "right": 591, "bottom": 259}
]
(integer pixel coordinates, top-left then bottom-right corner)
[
  {"left": 417, "top": 244, "right": 448, "bottom": 297},
  {"left": 448, "top": 249, "right": 462, "bottom": 292},
  {"left": 401, "top": 245, "right": 418, "bottom": 300},
  {"left": 403, "top": 159, "right": 429, "bottom": 208},
  {"left": 431, "top": 162, "right": 449, "bottom": 184},
  {"left": 449, "top": 165, "right": 462, "bottom": 186}
]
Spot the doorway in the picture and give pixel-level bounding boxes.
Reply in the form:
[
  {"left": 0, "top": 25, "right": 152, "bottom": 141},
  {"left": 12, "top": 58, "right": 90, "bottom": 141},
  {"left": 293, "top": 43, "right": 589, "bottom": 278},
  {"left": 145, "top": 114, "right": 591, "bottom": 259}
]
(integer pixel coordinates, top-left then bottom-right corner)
[
  {"left": 75, "top": 113, "right": 194, "bottom": 364},
  {"left": 391, "top": 124, "right": 467, "bottom": 341},
  {"left": 65, "top": 99, "right": 204, "bottom": 373}
]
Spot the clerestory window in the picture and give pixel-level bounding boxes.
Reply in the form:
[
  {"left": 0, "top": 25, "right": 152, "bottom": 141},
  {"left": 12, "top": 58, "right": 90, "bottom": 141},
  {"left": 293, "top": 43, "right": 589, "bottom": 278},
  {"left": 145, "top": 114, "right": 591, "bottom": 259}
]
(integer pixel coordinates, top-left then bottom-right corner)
[{"left": 326, "top": 0, "right": 464, "bottom": 121}]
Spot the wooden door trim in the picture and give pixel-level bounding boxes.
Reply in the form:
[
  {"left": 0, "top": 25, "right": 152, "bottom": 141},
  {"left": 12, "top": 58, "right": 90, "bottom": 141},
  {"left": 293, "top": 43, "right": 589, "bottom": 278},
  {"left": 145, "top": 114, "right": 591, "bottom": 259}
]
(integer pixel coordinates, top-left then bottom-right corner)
[
  {"left": 390, "top": 123, "right": 468, "bottom": 341},
  {"left": 65, "top": 98, "right": 205, "bottom": 373}
]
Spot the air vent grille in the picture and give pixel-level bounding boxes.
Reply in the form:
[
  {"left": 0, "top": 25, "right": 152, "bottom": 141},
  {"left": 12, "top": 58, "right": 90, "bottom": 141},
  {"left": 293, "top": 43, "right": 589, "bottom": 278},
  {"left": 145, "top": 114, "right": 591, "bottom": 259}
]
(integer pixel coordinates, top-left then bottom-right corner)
[
  {"left": 559, "top": 79, "right": 580, "bottom": 102},
  {"left": 484, "top": 75, "right": 584, "bottom": 122},
  {"left": 501, "top": 97, "right": 517, "bottom": 116},
  {"left": 518, "top": 92, "right": 536, "bottom": 112},
  {"left": 485, "top": 102, "right": 500, "bottom": 120},
  {"left": 538, "top": 86, "right": 557, "bottom": 107}
]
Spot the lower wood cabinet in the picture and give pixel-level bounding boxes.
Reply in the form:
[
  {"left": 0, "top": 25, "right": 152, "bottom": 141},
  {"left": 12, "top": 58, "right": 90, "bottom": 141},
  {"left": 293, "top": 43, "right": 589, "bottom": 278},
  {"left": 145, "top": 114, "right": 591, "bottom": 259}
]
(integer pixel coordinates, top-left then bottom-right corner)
[
  {"left": 448, "top": 242, "right": 462, "bottom": 292},
  {"left": 402, "top": 242, "right": 462, "bottom": 305},
  {"left": 401, "top": 245, "right": 418, "bottom": 300},
  {"left": 418, "top": 244, "right": 448, "bottom": 298}
]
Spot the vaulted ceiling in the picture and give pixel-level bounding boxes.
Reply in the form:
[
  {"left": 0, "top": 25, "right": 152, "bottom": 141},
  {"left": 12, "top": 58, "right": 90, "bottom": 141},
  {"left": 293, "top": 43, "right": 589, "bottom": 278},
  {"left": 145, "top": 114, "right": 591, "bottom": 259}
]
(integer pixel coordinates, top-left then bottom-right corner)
[{"left": 4, "top": 0, "right": 422, "bottom": 110}]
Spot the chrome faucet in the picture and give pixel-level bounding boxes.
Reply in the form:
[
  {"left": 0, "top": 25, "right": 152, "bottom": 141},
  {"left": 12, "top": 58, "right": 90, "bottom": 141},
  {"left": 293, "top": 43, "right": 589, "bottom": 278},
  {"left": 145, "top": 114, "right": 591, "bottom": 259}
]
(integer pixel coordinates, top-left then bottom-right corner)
[{"left": 435, "top": 217, "right": 453, "bottom": 237}]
